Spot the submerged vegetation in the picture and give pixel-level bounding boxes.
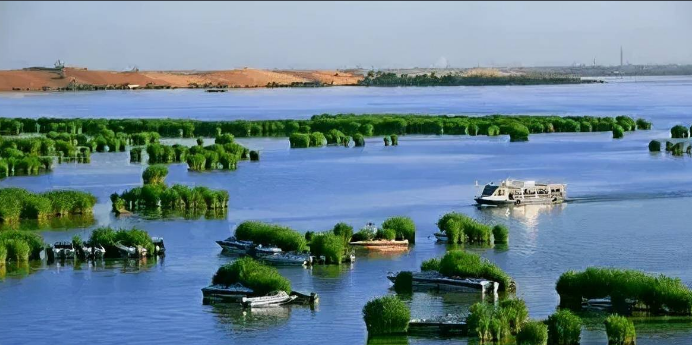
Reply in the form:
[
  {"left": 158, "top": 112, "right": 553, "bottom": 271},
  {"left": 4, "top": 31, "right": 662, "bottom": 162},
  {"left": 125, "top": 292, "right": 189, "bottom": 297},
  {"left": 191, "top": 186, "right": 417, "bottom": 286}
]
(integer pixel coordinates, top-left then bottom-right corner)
[
  {"left": 556, "top": 267, "right": 692, "bottom": 315},
  {"left": 0, "top": 188, "right": 96, "bottom": 223},
  {"left": 362, "top": 295, "right": 411, "bottom": 336},
  {"left": 111, "top": 166, "right": 229, "bottom": 214},
  {"left": 212, "top": 257, "right": 291, "bottom": 295},
  {"left": 425, "top": 250, "right": 514, "bottom": 292}
]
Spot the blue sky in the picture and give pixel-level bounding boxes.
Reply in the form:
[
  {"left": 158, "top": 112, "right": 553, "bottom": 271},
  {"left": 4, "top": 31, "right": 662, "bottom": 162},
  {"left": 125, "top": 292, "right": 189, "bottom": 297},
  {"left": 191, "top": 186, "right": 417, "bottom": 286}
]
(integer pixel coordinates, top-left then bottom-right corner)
[{"left": 1, "top": 1, "right": 691, "bottom": 70}]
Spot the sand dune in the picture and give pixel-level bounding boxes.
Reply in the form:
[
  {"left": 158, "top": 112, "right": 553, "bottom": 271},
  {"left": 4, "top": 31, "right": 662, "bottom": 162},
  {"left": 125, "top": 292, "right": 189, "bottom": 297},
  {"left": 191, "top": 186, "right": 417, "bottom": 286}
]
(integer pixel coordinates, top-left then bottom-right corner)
[{"left": 0, "top": 67, "right": 363, "bottom": 91}]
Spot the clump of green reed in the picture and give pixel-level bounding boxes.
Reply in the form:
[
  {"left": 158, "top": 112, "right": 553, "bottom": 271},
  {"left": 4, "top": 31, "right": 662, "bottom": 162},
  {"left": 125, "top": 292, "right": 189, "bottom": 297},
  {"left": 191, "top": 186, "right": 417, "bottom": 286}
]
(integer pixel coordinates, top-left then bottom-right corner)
[
  {"left": 353, "top": 133, "right": 365, "bottom": 147},
  {"left": 325, "top": 129, "right": 346, "bottom": 145},
  {"left": 234, "top": 221, "right": 306, "bottom": 252},
  {"left": 0, "top": 243, "right": 6, "bottom": 263},
  {"left": 310, "top": 232, "right": 345, "bottom": 264},
  {"left": 487, "top": 125, "right": 500, "bottom": 136},
  {"left": 332, "top": 222, "right": 353, "bottom": 246},
  {"left": 88, "top": 227, "right": 156, "bottom": 258},
  {"left": 612, "top": 125, "right": 624, "bottom": 139},
  {"left": 393, "top": 271, "right": 413, "bottom": 294},
  {"left": 492, "top": 224, "right": 509, "bottom": 244},
  {"left": 604, "top": 315, "right": 636, "bottom": 345},
  {"left": 384, "top": 135, "right": 391, "bottom": 146},
  {"left": 1, "top": 239, "right": 30, "bottom": 262},
  {"left": 547, "top": 310, "right": 582, "bottom": 345},
  {"left": 636, "top": 118, "right": 652, "bottom": 130},
  {"left": 467, "top": 302, "right": 511, "bottom": 342},
  {"left": 437, "top": 212, "right": 493, "bottom": 245},
  {"left": 438, "top": 250, "right": 514, "bottom": 292},
  {"left": 310, "top": 132, "right": 326, "bottom": 147},
  {"left": 142, "top": 165, "right": 168, "bottom": 185},
  {"left": 362, "top": 295, "right": 410, "bottom": 336},
  {"left": 351, "top": 228, "right": 376, "bottom": 242},
  {"left": 375, "top": 228, "right": 396, "bottom": 241},
  {"left": 381, "top": 216, "right": 415, "bottom": 243},
  {"left": 390, "top": 134, "right": 399, "bottom": 146},
  {"left": 289, "top": 133, "right": 311, "bottom": 148},
  {"left": 516, "top": 320, "right": 548, "bottom": 345},
  {"left": 671, "top": 125, "right": 689, "bottom": 138},
  {"left": 671, "top": 142, "right": 685, "bottom": 156},
  {"left": 212, "top": 257, "right": 291, "bottom": 295},
  {"left": 130, "top": 147, "right": 143, "bottom": 162},
  {"left": 500, "top": 298, "right": 529, "bottom": 333},
  {"left": 0, "top": 230, "right": 44, "bottom": 259},
  {"left": 0, "top": 188, "right": 96, "bottom": 223},
  {"left": 556, "top": 267, "right": 692, "bottom": 315},
  {"left": 503, "top": 123, "right": 530, "bottom": 142},
  {"left": 420, "top": 258, "right": 441, "bottom": 271},
  {"left": 648, "top": 140, "right": 661, "bottom": 152}
]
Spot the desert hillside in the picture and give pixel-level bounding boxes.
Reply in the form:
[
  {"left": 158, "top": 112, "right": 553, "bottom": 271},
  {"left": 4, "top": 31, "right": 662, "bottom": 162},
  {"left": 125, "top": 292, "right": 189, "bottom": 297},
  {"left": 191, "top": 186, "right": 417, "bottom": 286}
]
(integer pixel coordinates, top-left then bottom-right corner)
[{"left": 0, "top": 67, "right": 362, "bottom": 91}]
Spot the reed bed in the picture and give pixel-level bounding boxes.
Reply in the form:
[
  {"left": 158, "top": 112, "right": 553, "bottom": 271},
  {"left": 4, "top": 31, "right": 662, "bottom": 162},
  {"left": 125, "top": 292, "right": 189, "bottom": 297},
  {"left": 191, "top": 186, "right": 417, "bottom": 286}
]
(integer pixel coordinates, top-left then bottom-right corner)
[
  {"left": 604, "top": 314, "right": 636, "bottom": 345},
  {"left": 88, "top": 227, "right": 156, "bottom": 258},
  {"left": 362, "top": 295, "right": 410, "bottom": 336},
  {"left": 381, "top": 216, "right": 415, "bottom": 243},
  {"left": 0, "top": 188, "right": 96, "bottom": 223},
  {"left": 437, "top": 212, "right": 497, "bottom": 244},
  {"left": 547, "top": 310, "right": 582, "bottom": 345},
  {"left": 234, "top": 221, "right": 306, "bottom": 252},
  {"left": 516, "top": 320, "right": 548, "bottom": 345},
  {"left": 432, "top": 250, "right": 515, "bottom": 292},
  {"left": 212, "top": 257, "right": 291, "bottom": 295}
]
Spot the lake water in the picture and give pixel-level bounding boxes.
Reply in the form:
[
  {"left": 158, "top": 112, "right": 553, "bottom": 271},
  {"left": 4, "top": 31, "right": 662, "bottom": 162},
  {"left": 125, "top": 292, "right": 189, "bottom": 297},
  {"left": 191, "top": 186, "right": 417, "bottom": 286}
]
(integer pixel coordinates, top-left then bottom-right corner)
[{"left": 2, "top": 79, "right": 692, "bottom": 345}]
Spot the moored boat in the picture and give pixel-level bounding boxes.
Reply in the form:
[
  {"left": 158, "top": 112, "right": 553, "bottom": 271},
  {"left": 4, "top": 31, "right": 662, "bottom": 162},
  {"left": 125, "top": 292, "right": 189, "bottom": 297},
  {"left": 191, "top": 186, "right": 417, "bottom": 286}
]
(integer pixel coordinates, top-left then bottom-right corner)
[
  {"left": 115, "top": 242, "right": 146, "bottom": 258},
  {"left": 474, "top": 179, "right": 566, "bottom": 206},
  {"left": 215, "top": 236, "right": 254, "bottom": 253},
  {"left": 201, "top": 284, "right": 254, "bottom": 303},
  {"left": 151, "top": 237, "right": 166, "bottom": 255},
  {"left": 387, "top": 271, "right": 499, "bottom": 296},
  {"left": 241, "top": 291, "right": 296, "bottom": 308},
  {"left": 253, "top": 244, "right": 283, "bottom": 256},
  {"left": 52, "top": 242, "right": 75, "bottom": 259},
  {"left": 259, "top": 252, "right": 311, "bottom": 266},
  {"left": 433, "top": 233, "right": 448, "bottom": 242}
]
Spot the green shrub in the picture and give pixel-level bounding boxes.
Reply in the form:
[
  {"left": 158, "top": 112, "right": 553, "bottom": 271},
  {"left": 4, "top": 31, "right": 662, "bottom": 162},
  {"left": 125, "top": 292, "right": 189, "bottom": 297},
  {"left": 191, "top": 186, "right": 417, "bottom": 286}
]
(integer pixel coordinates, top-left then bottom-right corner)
[
  {"left": 547, "top": 310, "right": 582, "bottom": 345},
  {"left": 215, "top": 133, "right": 235, "bottom": 145},
  {"left": 304, "top": 231, "right": 314, "bottom": 242},
  {"left": 516, "top": 320, "right": 548, "bottom": 345},
  {"left": 666, "top": 141, "right": 674, "bottom": 151},
  {"left": 580, "top": 121, "right": 593, "bottom": 132},
  {"left": 130, "top": 147, "right": 143, "bottom": 162},
  {"left": 381, "top": 216, "right": 415, "bottom": 243},
  {"left": 612, "top": 125, "right": 624, "bottom": 139},
  {"left": 325, "top": 129, "right": 346, "bottom": 145},
  {"left": 88, "top": 227, "right": 156, "bottom": 258},
  {"left": 310, "top": 232, "right": 345, "bottom": 264},
  {"left": 437, "top": 212, "right": 492, "bottom": 244},
  {"left": 420, "top": 258, "right": 441, "bottom": 271},
  {"left": 351, "top": 229, "right": 375, "bottom": 242},
  {"left": 671, "top": 142, "right": 685, "bottom": 156},
  {"left": 310, "top": 132, "right": 326, "bottom": 147},
  {"left": 0, "top": 243, "right": 6, "bottom": 263},
  {"left": 212, "top": 257, "right": 291, "bottom": 295},
  {"left": 506, "top": 123, "right": 530, "bottom": 142},
  {"left": 289, "top": 133, "right": 311, "bottom": 148},
  {"left": 492, "top": 224, "right": 509, "bottom": 244},
  {"left": 487, "top": 125, "right": 500, "bottom": 136},
  {"left": 636, "top": 118, "right": 652, "bottom": 130},
  {"left": 249, "top": 150, "right": 259, "bottom": 161},
  {"left": 375, "top": 228, "right": 396, "bottom": 241},
  {"left": 671, "top": 125, "right": 689, "bottom": 138},
  {"left": 383, "top": 135, "right": 391, "bottom": 146},
  {"left": 0, "top": 230, "right": 44, "bottom": 259},
  {"left": 353, "top": 133, "right": 365, "bottom": 147},
  {"left": 439, "top": 250, "right": 514, "bottom": 292},
  {"left": 142, "top": 165, "right": 168, "bottom": 185},
  {"left": 362, "top": 295, "right": 410, "bottom": 336},
  {"left": 467, "top": 302, "right": 511, "bottom": 342},
  {"left": 332, "top": 222, "right": 353, "bottom": 246},
  {"left": 616, "top": 116, "right": 636, "bottom": 131},
  {"left": 556, "top": 267, "right": 692, "bottom": 315},
  {"left": 235, "top": 221, "right": 306, "bottom": 252},
  {"left": 648, "top": 140, "right": 661, "bottom": 152},
  {"left": 500, "top": 298, "right": 529, "bottom": 333},
  {"left": 393, "top": 271, "right": 413, "bottom": 294},
  {"left": 604, "top": 315, "right": 636, "bottom": 345}
]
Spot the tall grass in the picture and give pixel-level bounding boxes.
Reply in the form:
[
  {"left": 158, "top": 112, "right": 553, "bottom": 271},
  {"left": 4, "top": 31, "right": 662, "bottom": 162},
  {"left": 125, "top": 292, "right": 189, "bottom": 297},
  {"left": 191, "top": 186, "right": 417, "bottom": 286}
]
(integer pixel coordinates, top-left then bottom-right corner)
[
  {"left": 467, "top": 302, "right": 511, "bottom": 342},
  {"left": 234, "top": 221, "right": 306, "bottom": 252},
  {"left": 88, "top": 227, "right": 156, "bottom": 258},
  {"left": 0, "top": 188, "right": 96, "bottom": 223},
  {"left": 636, "top": 118, "right": 652, "bottom": 130},
  {"left": 604, "top": 315, "right": 636, "bottom": 345},
  {"left": 310, "top": 232, "right": 345, "bottom": 264},
  {"left": 612, "top": 125, "right": 624, "bottom": 139},
  {"left": 289, "top": 133, "right": 311, "bottom": 148},
  {"left": 516, "top": 320, "right": 548, "bottom": 345},
  {"left": 0, "top": 230, "right": 44, "bottom": 259},
  {"left": 492, "top": 225, "right": 509, "bottom": 244},
  {"left": 437, "top": 212, "right": 494, "bottom": 244},
  {"left": 1, "top": 239, "right": 30, "bottom": 262},
  {"left": 212, "top": 257, "right": 291, "bottom": 295},
  {"left": 556, "top": 267, "right": 692, "bottom": 315},
  {"left": 381, "top": 216, "right": 415, "bottom": 243},
  {"left": 671, "top": 125, "right": 689, "bottom": 139},
  {"left": 142, "top": 165, "right": 168, "bottom": 185},
  {"left": 353, "top": 133, "right": 365, "bottom": 147},
  {"left": 362, "top": 295, "right": 410, "bottom": 336},
  {"left": 547, "top": 310, "right": 582, "bottom": 345},
  {"left": 420, "top": 258, "right": 441, "bottom": 271},
  {"left": 438, "top": 250, "right": 514, "bottom": 292}
]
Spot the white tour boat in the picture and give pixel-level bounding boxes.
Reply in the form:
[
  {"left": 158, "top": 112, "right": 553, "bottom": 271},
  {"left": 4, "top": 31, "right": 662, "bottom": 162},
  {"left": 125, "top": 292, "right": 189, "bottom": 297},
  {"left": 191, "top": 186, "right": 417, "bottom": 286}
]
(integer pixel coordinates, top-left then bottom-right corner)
[{"left": 474, "top": 179, "right": 566, "bottom": 206}]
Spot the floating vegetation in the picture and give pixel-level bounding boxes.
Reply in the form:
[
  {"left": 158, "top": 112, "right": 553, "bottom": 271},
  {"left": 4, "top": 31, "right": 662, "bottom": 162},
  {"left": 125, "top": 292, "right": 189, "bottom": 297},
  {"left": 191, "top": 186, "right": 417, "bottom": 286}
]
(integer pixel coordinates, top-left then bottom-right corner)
[
  {"left": 212, "top": 257, "right": 291, "bottom": 296},
  {"left": 556, "top": 267, "right": 692, "bottom": 315},
  {"left": 362, "top": 295, "right": 410, "bottom": 336},
  {"left": 88, "top": 227, "right": 162, "bottom": 258},
  {"left": 547, "top": 310, "right": 582, "bottom": 345},
  {"left": 671, "top": 125, "right": 689, "bottom": 139},
  {"left": 381, "top": 216, "right": 415, "bottom": 243},
  {"left": 433, "top": 250, "right": 514, "bottom": 292},
  {"left": 0, "top": 188, "right": 96, "bottom": 223},
  {"left": 234, "top": 221, "right": 306, "bottom": 252},
  {"left": 111, "top": 167, "right": 228, "bottom": 213},
  {"left": 437, "top": 212, "right": 500, "bottom": 245},
  {"left": 1, "top": 115, "right": 645, "bottom": 142},
  {"left": 604, "top": 315, "right": 636, "bottom": 345},
  {"left": 516, "top": 320, "right": 549, "bottom": 345}
]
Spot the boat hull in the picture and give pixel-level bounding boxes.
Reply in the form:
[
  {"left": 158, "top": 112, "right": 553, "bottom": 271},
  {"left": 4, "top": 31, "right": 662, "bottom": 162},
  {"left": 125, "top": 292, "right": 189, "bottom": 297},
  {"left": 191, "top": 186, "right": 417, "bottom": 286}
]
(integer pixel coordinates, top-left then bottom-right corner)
[{"left": 475, "top": 197, "right": 563, "bottom": 206}]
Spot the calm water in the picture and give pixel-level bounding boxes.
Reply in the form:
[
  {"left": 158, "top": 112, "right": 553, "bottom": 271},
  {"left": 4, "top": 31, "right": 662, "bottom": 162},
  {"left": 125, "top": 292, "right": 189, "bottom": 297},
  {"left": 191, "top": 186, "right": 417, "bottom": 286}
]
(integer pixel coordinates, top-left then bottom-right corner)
[{"left": 2, "top": 80, "right": 692, "bottom": 345}]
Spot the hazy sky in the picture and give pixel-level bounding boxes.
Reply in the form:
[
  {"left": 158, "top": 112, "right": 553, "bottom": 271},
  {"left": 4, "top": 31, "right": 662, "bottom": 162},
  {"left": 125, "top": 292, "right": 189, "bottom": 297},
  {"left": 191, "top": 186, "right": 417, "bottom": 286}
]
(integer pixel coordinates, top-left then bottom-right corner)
[{"left": 1, "top": 1, "right": 691, "bottom": 70}]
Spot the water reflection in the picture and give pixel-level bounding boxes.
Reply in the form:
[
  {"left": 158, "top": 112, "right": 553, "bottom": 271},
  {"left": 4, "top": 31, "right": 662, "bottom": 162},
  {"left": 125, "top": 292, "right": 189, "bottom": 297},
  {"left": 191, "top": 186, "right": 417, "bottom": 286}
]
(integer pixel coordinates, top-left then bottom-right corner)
[
  {"left": 0, "top": 214, "right": 96, "bottom": 231},
  {"left": 309, "top": 264, "right": 354, "bottom": 279},
  {"left": 367, "top": 335, "right": 410, "bottom": 345},
  {"left": 0, "top": 261, "right": 36, "bottom": 280},
  {"left": 477, "top": 204, "right": 565, "bottom": 230},
  {"left": 211, "top": 304, "right": 293, "bottom": 333}
]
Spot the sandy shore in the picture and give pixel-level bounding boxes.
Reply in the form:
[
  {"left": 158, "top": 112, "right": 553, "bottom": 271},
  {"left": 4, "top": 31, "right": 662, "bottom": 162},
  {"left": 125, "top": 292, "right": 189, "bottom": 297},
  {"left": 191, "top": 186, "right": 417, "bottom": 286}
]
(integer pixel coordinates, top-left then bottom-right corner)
[{"left": 0, "top": 67, "right": 363, "bottom": 91}]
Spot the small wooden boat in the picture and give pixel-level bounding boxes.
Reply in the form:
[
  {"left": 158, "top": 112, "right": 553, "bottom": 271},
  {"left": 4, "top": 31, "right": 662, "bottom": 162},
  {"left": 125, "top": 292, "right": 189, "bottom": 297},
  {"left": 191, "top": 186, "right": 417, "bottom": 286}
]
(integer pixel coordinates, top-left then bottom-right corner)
[
  {"left": 205, "top": 89, "right": 228, "bottom": 93},
  {"left": 115, "top": 242, "right": 146, "bottom": 258},
  {"left": 349, "top": 239, "right": 409, "bottom": 247},
  {"left": 52, "top": 242, "right": 75, "bottom": 259},
  {"left": 241, "top": 291, "right": 296, "bottom": 308},
  {"left": 151, "top": 237, "right": 166, "bottom": 255},
  {"left": 433, "top": 233, "right": 448, "bottom": 242},
  {"left": 259, "top": 252, "right": 310, "bottom": 266},
  {"left": 202, "top": 284, "right": 254, "bottom": 303},
  {"left": 387, "top": 271, "right": 498, "bottom": 296}
]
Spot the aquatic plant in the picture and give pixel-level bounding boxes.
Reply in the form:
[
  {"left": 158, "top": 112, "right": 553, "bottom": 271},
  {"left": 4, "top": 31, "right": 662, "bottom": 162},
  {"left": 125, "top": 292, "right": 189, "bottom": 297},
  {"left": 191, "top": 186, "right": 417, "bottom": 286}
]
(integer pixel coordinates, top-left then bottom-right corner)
[
  {"left": 88, "top": 227, "right": 156, "bottom": 258},
  {"left": 547, "top": 310, "right": 582, "bottom": 345},
  {"left": 353, "top": 133, "right": 365, "bottom": 147},
  {"left": 0, "top": 243, "right": 6, "bottom": 263},
  {"left": 393, "top": 271, "right": 412, "bottom": 294},
  {"left": 332, "top": 222, "right": 353, "bottom": 246},
  {"left": 375, "top": 228, "right": 396, "bottom": 241},
  {"left": 648, "top": 140, "right": 661, "bottom": 152},
  {"left": 310, "top": 132, "right": 326, "bottom": 147},
  {"left": 516, "top": 320, "right": 549, "bottom": 345},
  {"left": 289, "top": 133, "right": 311, "bottom": 148},
  {"left": 142, "top": 165, "right": 168, "bottom": 185},
  {"left": 234, "top": 221, "right": 306, "bottom": 252},
  {"left": 310, "top": 232, "right": 346, "bottom": 264},
  {"left": 130, "top": 147, "right": 143, "bottom": 162},
  {"left": 556, "top": 267, "right": 692, "bottom": 315},
  {"left": 636, "top": 118, "right": 652, "bottom": 130},
  {"left": 390, "top": 134, "right": 399, "bottom": 146},
  {"left": 467, "top": 301, "right": 512, "bottom": 342},
  {"left": 438, "top": 250, "right": 514, "bottom": 292},
  {"left": 1, "top": 239, "right": 30, "bottom": 262},
  {"left": 671, "top": 125, "right": 689, "bottom": 138},
  {"left": 351, "top": 229, "right": 375, "bottom": 242},
  {"left": 492, "top": 224, "right": 509, "bottom": 244},
  {"left": 0, "top": 231, "right": 44, "bottom": 259},
  {"left": 671, "top": 142, "right": 685, "bottom": 156},
  {"left": 0, "top": 188, "right": 96, "bottom": 223},
  {"left": 612, "top": 125, "right": 624, "bottom": 139},
  {"left": 380, "top": 217, "right": 414, "bottom": 243},
  {"left": 325, "top": 129, "right": 346, "bottom": 145},
  {"left": 362, "top": 295, "right": 410, "bottom": 336},
  {"left": 383, "top": 135, "right": 391, "bottom": 146},
  {"left": 437, "top": 212, "right": 493, "bottom": 244},
  {"left": 616, "top": 116, "right": 636, "bottom": 132},
  {"left": 249, "top": 150, "right": 259, "bottom": 161},
  {"left": 504, "top": 123, "right": 530, "bottom": 142},
  {"left": 212, "top": 257, "right": 291, "bottom": 295},
  {"left": 604, "top": 315, "right": 636, "bottom": 345},
  {"left": 500, "top": 298, "right": 529, "bottom": 333},
  {"left": 196, "top": 137, "right": 204, "bottom": 146},
  {"left": 420, "top": 258, "right": 441, "bottom": 272}
]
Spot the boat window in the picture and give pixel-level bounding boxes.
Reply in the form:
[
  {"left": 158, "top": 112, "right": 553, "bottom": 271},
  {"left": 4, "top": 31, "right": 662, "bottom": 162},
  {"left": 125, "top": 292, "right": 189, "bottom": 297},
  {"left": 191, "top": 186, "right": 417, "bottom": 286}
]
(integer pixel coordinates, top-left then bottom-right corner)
[{"left": 482, "top": 185, "right": 498, "bottom": 196}]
